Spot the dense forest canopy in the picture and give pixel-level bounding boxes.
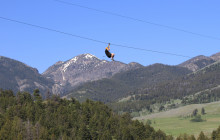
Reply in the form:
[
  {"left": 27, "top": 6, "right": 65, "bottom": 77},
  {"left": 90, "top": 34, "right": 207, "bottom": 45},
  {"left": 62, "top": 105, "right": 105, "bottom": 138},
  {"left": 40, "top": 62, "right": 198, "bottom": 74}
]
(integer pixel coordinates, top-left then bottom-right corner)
[
  {"left": 1, "top": 89, "right": 220, "bottom": 139},
  {"left": 0, "top": 89, "right": 172, "bottom": 140}
]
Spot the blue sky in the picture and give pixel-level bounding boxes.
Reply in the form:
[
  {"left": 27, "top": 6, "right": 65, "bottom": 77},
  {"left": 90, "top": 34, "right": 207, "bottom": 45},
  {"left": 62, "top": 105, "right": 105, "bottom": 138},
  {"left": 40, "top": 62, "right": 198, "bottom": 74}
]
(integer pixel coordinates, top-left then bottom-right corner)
[{"left": 0, "top": 0, "right": 220, "bottom": 73}]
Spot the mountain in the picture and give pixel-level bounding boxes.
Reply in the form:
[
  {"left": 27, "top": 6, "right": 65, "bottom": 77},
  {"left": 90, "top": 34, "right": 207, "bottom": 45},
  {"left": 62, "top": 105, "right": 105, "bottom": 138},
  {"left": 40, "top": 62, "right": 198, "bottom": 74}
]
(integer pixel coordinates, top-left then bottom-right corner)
[
  {"left": 0, "top": 56, "right": 53, "bottom": 95},
  {"left": 211, "top": 52, "right": 220, "bottom": 61},
  {"left": 43, "top": 53, "right": 143, "bottom": 95},
  {"left": 112, "top": 60, "right": 220, "bottom": 113},
  {"left": 66, "top": 64, "right": 192, "bottom": 102},
  {"left": 64, "top": 53, "right": 220, "bottom": 113},
  {"left": 139, "top": 60, "right": 220, "bottom": 100},
  {"left": 1, "top": 51, "right": 219, "bottom": 101},
  {"left": 178, "top": 55, "right": 216, "bottom": 72}
]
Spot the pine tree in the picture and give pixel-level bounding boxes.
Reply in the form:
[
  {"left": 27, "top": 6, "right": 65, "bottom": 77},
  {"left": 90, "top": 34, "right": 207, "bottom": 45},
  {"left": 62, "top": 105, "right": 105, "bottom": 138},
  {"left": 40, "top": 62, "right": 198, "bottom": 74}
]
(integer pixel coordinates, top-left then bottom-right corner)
[
  {"left": 121, "top": 127, "right": 133, "bottom": 140},
  {"left": 189, "top": 135, "right": 196, "bottom": 140},
  {"left": 198, "top": 131, "right": 208, "bottom": 140},
  {"left": 192, "top": 109, "right": 198, "bottom": 117},
  {"left": 201, "top": 107, "right": 206, "bottom": 115},
  {"left": 0, "top": 119, "right": 13, "bottom": 140},
  {"left": 131, "top": 120, "right": 147, "bottom": 140},
  {"left": 78, "top": 123, "right": 91, "bottom": 140},
  {"left": 155, "top": 129, "right": 166, "bottom": 140},
  {"left": 100, "top": 131, "right": 112, "bottom": 140}
]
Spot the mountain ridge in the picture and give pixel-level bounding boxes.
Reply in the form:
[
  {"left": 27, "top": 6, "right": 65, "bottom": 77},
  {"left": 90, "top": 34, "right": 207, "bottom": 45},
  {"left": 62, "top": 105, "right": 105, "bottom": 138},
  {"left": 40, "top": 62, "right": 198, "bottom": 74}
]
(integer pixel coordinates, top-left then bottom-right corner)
[
  {"left": 43, "top": 53, "right": 143, "bottom": 95},
  {"left": 0, "top": 56, "right": 54, "bottom": 95},
  {"left": 178, "top": 55, "right": 216, "bottom": 71},
  {"left": 66, "top": 63, "right": 192, "bottom": 102},
  {"left": 1, "top": 51, "right": 220, "bottom": 99},
  {"left": 211, "top": 52, "right": 220, "bottom": 61}
]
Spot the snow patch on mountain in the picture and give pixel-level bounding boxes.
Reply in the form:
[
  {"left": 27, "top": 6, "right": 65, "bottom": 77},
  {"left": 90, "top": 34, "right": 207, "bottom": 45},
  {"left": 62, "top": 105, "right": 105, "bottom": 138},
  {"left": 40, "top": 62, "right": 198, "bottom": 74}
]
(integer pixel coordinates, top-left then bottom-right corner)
[
  {"left": 62, "top": 57, "right": 78, "bottom": 72},
  {"left": 84, "top": 53, "right": 100, "bottom": 60}
]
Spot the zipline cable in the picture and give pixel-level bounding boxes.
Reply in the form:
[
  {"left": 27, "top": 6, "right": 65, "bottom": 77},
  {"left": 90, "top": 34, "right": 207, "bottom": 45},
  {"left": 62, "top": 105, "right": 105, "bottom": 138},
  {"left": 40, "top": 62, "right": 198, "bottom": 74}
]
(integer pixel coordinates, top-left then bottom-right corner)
[
  {"left": 0, "top": 16, "right": 192, "bottom": 58},
  {"left": 53, "top": 0, "right": 220, "bottom": 41}
]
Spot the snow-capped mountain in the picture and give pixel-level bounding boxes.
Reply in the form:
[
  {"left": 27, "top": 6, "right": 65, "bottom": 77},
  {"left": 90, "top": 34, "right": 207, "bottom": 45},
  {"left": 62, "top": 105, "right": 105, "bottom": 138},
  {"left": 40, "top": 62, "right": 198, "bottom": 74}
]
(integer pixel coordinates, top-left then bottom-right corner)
[
  {"left": 43, "top": 54, "right": 143, "bottom": 95},
  {"left": 1, "top": 52, "right": 220, "bottom": 98}
]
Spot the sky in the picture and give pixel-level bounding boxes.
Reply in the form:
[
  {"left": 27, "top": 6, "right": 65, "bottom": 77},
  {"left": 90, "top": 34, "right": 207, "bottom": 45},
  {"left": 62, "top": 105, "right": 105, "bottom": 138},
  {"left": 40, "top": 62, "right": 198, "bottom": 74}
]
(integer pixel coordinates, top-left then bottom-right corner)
[{"left": 0, "top": 0, "right": 220, "bottom": 73}]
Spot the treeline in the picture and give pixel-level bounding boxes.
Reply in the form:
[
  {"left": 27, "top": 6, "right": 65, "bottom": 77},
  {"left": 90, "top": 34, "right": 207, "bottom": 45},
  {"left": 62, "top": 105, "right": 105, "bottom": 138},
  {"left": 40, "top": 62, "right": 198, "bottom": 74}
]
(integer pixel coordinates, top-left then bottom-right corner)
[
  {"left": 111, "top": 62, "right": 220, "bottom": 113},
  {"left": 67, "top": 64, "right": 191, "bottom": 103},
  {"left": 110, "top": 87, "right": 220, "bottom": 114},
  {"left": 0, "top": 89, "right": 172, "bottom": 140},
  {"left": 176, "top": 127, "right": 220, "bottom": 140},
  {"left": 182, "top": 88, "right": 220, "bottom": 105},
  {"left": 68, "top": 61, "right": 220, "bottom": 115}
]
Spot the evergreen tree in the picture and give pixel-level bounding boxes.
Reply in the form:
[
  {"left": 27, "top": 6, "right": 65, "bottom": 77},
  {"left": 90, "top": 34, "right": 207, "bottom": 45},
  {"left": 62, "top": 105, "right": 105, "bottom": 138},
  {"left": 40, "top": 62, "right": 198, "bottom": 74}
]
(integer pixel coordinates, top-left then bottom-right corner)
[
  {"left": 192, "top": 109, "right": 198, "bottom": 117},
  {"left": 131, "top": 120, "right": 147, "bottom": 140},
  {"left": 198, "top": 131, "right": 208, "bottom": 140},
  {"left": 201, "top": 107, "right": 206, "bottom": 115},
  {"left": 0, "top": 119, "right": 12, "bottom": 140},
  {"left": 100, "top": 131, "right": 112, "bottom": 140},
  {"left": 155, "top": 129, "right": 166, "bottom": 140},
  {"left": 121, "top": 127, "right": 133, "bottom": 140},
  {"left": 78, "top": 123, "right": 91, "bottom": 140}
]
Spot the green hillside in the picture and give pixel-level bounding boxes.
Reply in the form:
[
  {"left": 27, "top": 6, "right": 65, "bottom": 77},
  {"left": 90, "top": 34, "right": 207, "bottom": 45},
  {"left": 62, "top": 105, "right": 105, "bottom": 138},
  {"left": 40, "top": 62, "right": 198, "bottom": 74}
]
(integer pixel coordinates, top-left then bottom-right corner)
[
  {"left": 134, "top": 101, "right": 220, "bottom": 137},
  {"left": 66, "top": 64, "right": 191, "bottom": 102},
  {"left": 109, "top": 61, "right": 220, "bottom": 114}
]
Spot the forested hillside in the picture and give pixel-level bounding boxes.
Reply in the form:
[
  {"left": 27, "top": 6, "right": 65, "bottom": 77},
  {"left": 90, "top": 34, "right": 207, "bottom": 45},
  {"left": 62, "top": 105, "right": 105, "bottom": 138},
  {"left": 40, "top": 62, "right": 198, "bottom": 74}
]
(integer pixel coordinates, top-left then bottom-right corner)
[
  {"left": 66, "top": 64, "right": 191, "bottom": 102},
  {"left": 1, "top": 89, "right": 220, "bottom": 139},
  {"left": 0, "top": 90, "right": 172, "bottom": 140},
  {"left": 111, "top": 61, "right": 220, "bottom": 113},
  {"left": 65, "top": 60, "right": 220, "bottom": 114}
]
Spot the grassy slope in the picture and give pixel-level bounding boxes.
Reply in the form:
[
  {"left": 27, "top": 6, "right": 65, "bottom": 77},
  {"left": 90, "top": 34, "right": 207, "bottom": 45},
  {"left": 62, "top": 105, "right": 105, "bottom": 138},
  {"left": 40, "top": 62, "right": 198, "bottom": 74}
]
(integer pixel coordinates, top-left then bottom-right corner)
[{"left": 134, "top": 101, "right": 220, "bottom": 137}]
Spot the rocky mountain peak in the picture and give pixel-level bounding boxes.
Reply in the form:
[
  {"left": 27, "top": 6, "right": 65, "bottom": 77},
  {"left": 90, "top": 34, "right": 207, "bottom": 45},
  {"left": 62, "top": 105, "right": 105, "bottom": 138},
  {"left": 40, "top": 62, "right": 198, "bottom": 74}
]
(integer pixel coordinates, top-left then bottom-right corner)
[
  {"left": 178, "top": 55, "right": 215, "bottom": 72},
  {"left": 211, "top": 52, "right": 220, "bottom": 61},
  {"left": 61, "top": 54, "right": 102, "bottom": 73},
  {"left": 43, "top": 53, "right": 142, "bottom": 95},
  {"left": 80, "top": 53, "right": 99, "bottom": 60},
  {"left": 55, "top": 61, "right": 64, "bottom": 65},
  {"left": 72, "top": 53, "right": 100, "bottom": 62}
]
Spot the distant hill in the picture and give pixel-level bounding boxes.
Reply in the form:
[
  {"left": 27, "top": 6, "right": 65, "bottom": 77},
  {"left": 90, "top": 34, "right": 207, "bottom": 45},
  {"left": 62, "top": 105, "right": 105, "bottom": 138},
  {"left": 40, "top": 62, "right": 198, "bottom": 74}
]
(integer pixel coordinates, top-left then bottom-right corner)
[
  {"left": 140, "top": 61, "right": 220, "bottom": 99},
  {"left": 65, "top": 52, "right": 220, "bottom": 103},
  {"left": 43, "top": 53, "right": 143, "bottom": 95},
  {"left": 178, "top": 55, "right": 216, "bottom": 71},
  {"left": 0, "top": 56, "right": 53, "bottom": 95},
  {"left": 66, "top": 64, "right": 192, "bottom": 102},
  {"left": 65, "top": 53, "right": 220, "bottom": 114},
  {"left": 211, "top": 52, "right": 220, "bottom": 61},
  {"left": 110, "top": 60, "right": 220, "bottom": 113}
]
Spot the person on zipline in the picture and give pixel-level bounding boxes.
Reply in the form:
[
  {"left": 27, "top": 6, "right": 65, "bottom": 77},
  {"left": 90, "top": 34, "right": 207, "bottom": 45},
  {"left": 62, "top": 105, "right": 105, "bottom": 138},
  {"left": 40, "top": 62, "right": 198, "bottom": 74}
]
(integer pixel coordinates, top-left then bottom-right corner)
[{"left": 105, "top": 43, "right": 115, "bottom": 61}]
